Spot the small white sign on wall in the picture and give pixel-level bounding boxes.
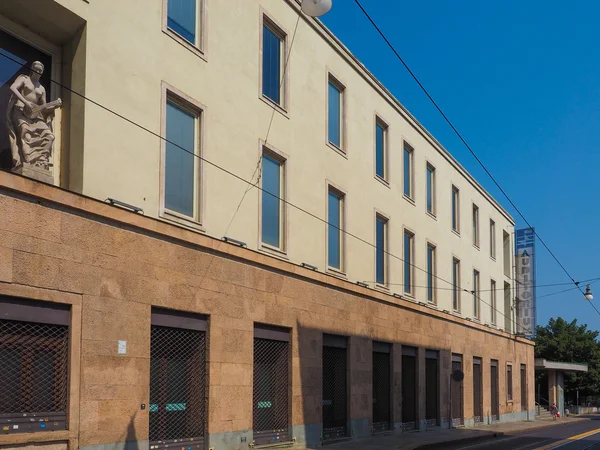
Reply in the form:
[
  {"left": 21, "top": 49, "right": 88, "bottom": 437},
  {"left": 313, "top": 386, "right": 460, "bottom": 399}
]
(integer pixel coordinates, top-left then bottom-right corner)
[{"left": 118, "top": 340, "right": 127, "bottom": 355}]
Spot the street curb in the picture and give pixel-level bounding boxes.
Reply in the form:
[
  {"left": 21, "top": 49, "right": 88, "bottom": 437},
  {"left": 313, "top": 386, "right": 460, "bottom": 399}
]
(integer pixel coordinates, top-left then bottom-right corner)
[{"left": 412, "top": 418, "right": 590, "bottom": 450}]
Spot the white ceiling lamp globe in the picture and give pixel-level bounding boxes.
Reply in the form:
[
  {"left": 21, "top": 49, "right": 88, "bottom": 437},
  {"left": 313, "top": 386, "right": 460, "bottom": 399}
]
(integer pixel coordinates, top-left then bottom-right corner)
[
  {"left": 584, "top": 284, "right": 594, "bottom": 301},
  {"left": 301, "top": 0, "right": 332, "bottom": 17}
]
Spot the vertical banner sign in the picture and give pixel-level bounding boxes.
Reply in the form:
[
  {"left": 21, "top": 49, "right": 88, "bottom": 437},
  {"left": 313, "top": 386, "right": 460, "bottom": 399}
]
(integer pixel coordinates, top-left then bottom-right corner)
[{"left": 515, "top": 228, "right": 536, "bottom": 337}]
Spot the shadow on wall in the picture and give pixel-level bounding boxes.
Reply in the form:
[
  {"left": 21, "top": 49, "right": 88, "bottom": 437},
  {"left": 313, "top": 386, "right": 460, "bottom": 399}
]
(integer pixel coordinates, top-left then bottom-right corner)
[
  {"left": 295, "top": 317, "right": 454, "bottom": 449},
  {"left": 124, "top": 413, "right": 139, "bottom": 450}
]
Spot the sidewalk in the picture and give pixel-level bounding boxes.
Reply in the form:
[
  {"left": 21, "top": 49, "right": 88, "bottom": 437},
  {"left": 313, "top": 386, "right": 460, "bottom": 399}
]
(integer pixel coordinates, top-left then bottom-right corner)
[{"left": 311, "top": 416, "right": 590, "bottom": 450}]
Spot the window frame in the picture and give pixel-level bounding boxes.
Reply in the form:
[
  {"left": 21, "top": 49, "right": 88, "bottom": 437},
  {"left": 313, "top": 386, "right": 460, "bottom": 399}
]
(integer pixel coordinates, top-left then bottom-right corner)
[
  {"left": 403, "top": 228, "right": 415, "bottom": 296},
  {"left": 326, "top": 72, "right": 346, "bottom": 154},
  {"left": 451, "top": 185, "right": 460, "bottom": 233},
  {"left": 491, "top": 279, "right": 497, "bottom": 325},
  {"left": 259, "top": 142, "right": 288, "bottom": 255},
  {"left": 507, "top": 364, "right": 513, "bottom": 401},
  {"left": 375, "top": 212, "right": 389, "bottom": 288},
  {"left": 426, "top": 162, "right": 436, "bottom": 217},
  {"left": 326, "top": 183, "right": 346, "bottom": 274},
  {"left": 426, "top": 242, "right": 436, "bottom": 304},
  {"left": 490, "top": 219, "right": 496, "bottom": 260},
  {"left": 403, "top": 142, "right": 415, "bottom": 202},
  {"left": 452, "top": 257, "right": 461, "bottom": 312},
  {"left": 160, "top": 82, "right": 205, "bottom": 230},
  {"left": 473, "top": 269, "right": 480, "bottom": 320},
  {"left": 472, "top": 203, "right": 480, "bottom": 248},
  {"left": 259, "top": 12, "right": 289, "bottom": 113},
  {"left": 374, "top": 116, "right": 389, "bottom": 184},
  {"left": 162, "top": 0, "right": 207, "bottom": 59}
]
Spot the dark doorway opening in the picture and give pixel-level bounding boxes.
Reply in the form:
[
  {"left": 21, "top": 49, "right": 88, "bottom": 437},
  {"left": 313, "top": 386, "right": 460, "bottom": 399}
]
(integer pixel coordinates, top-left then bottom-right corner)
[
  {"left": 451, "top": 354, "right": 463, "bottom": 426},
  {"left": 322, "top": 334, "right": 348, "bottom": 441},
  {"left": 425, "top": 350, "right": 439, "bottom": 428},
  {"left": 473, "top": 357, "right": 483, "bottom": 423},
  {"left": 372, "top": 342, "right": 391, "bottom": 433},
  {"left": 491, "top": 360, "right": 499, "bottom": 421},
  {"left": 401, "top": 346, "right": 418, "bottom": 431}
]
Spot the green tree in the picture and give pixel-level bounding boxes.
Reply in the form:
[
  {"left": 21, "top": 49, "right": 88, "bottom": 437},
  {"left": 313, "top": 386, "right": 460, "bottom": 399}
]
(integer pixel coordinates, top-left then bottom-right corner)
[{"left": 535, "top": 317, "right": 600, "bottom": 400}]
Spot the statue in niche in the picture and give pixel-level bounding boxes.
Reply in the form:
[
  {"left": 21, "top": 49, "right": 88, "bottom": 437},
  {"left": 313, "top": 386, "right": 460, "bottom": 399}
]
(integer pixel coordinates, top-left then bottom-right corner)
[{"left": 6, "top": 60, "right": 61, "bottom": 173}]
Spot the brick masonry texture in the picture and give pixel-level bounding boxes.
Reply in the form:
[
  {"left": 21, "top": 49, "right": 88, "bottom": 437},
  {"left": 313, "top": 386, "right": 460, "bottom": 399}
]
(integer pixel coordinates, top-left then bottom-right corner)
[{"left": 0, "top": 172, "right": 534, "bottom": 449}]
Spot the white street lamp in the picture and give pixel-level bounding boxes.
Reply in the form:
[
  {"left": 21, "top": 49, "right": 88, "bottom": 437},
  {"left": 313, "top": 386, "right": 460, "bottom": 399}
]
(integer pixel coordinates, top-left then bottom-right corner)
[
  {"left": 584, "top": 284, "right": 594, "bottom": 301},
  {"left": 301, "top": 0, "right": 332, "bottom": 17}
]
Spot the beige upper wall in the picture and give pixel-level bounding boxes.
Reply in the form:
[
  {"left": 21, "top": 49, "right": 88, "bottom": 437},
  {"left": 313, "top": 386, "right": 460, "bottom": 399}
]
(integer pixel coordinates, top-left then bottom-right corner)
[{"left": 6, "top": 0, "right": 515, "bottom": 325}]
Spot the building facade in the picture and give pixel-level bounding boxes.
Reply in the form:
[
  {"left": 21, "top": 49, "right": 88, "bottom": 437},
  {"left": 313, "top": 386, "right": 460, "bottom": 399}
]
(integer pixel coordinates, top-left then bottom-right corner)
[{"left": 0, "top": 1, "right": 534, "bottom": 450}]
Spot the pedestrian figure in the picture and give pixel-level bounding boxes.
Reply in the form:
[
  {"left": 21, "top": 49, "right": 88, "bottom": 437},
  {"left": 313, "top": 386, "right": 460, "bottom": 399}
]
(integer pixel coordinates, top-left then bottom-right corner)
[{"left": 551, "top": 403, "right": 559, "bottom": 420}]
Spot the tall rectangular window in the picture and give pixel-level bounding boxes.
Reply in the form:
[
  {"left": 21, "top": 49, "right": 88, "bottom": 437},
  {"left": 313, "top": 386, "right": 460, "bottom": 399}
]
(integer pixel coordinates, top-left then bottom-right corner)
[
  {"left": 262, "top": 19, "right": 285, "bottom": 106},
  {"left": 452, "top": 258, "right": 460, "bottom": 311},
  {"left": 472, "top": 204, "right": 479, "bottom": 247},
  {"left": 507, "top": 364, "right": 513, "bottom": 401},
  {"left": 491, "top": 279, "right": 497, "bottom": 325},
  {"left": 503, "top": 231, "right": 511, "bottom": 277},
  {"left": 165, "top": 99, "right": 199, "bottom": 219},
  {"left": 328, "top": 189, "right": 343, "bottom": 270},
  {"left": 261, "top": 153, "right": 284, "bottom": 249},
  {"left": 375, "top": 119, "right": 387, "bottom": 180},
  {"left": 452, "top": 186, "right": 460, "bottom": 232},
  {"left": 473, "top": 270, "right": 480, "bottom": 319},
  {"left": 403, "top": 230, "right": 414, "bottom": 295},
  {"left": 490, "top": 220, "right": 496, "bottom": 259},
  {"left": 403, "top": 145, "right": 413, "bottom": 198},
  {"left": 376, "top": 215, "right": 387, "bottom": 285},
  {"left": 167, "top": 0, "right": 198, "bottom": 44},
  {"left": 426, "top": 164, "right": 435, "bottom": 215},
  {"left": 427, "top": 244, "right": 436, "bottom": 303},
  {"left": 328, "top": 77, "right": 343, "bottom": 149}
]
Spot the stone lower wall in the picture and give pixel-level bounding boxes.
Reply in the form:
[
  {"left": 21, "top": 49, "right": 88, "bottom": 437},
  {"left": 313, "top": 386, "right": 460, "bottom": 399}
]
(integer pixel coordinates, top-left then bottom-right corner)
[{"left": 0, "top": 173, "right": 535, "bottom": 450}]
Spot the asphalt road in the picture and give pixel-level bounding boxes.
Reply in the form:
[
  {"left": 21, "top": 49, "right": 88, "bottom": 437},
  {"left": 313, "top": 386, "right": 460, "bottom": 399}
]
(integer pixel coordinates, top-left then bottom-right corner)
[{"left": 432, "top": 417, "right": 600, "bottom": 450}]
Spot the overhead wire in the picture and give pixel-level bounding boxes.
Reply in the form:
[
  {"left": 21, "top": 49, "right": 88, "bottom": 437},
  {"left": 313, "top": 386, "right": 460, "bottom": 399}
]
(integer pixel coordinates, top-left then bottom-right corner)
[
  {"left": 352, "top": 0, "right": 598, "bottom": 319},
  {"left": 0, "top": 35, "right": 555, "bottom": 332}
]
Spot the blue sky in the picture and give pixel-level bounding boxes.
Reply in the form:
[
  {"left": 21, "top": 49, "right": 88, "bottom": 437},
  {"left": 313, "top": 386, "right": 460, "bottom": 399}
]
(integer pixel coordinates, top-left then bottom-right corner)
[{"left": 321, "top": 0, "right": 600, "bottom": 331}]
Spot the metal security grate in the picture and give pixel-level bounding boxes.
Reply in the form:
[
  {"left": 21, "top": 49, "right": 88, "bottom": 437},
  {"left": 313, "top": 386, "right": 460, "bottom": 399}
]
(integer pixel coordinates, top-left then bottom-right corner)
[
  {"left": 490, "top": 361, "right": 499, "bottom": 421},
  {"left": 372, "top": 349, "right": 391, "bottom": 433},
  {"left": 0, "top": 319, "right": 69, "bottom": 433},
  {"left": 149, "top": 325, "right": 206, "bottom": 448},
  {"left": 473, "top": 359, "right": 483, "bottom": 423},
  {"left": 521, "top": 365, "right": 527, "bottom": 411},
  {"left": 401, "top": 352, "right": 417, "bottom": 431},
  {"left": 253, "top": 337, "right": 290, "bottom": 445},
  {"left": 451, "top": 360, "right": 464, "bottom": 426},
  {"left": 425, "top": 356, "right": 439, "bottom": 428},
  {"left": 323, "top": 345, "right": 347, "bottom": 441}
]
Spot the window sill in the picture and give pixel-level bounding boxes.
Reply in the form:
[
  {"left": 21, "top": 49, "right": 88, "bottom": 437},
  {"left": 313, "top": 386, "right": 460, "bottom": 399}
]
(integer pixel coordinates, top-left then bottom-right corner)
[
  {"left": 403, "top": 195, "right": 415, "bottom": 206},
  {"left": 326, "top": 141, "right": 348, "bottom": 159},
  {"left": 327, "top": 266, "right": 347, "bottom": 279},
  {"left": 374, "top": 283, "right": 390, "bottom": 292},
  {"left": 258, "top": 243, "right": 289, "bottom": 260},
  {"left": 490, "top": 255, "right": 497, "bottom": 262},
  {"left": 163, "top": 28, "right": 207, "bottom": 62},
  {"left": 473, "top": 243, "right": 480, "bottom": 251},
  {"left": 451, "top": 310, "right": 462, "bottom": 318},
  {"left": 452, "top": 229, "right": 461, "bottom": 237},
  {"left": 374, "top": 175, "right": 390, "bottom": 188},
  {"left": 160, "top": 210, "right": 205, "bottom": 233},
  {"left": 425, "top": 301, "right": 438, "bottom": 309},
  {"left": 260, "top": 94, "right": 289, "bottom": 119},
  {"left": 426, "top": 211, "right": 437, "bottom": 220}
]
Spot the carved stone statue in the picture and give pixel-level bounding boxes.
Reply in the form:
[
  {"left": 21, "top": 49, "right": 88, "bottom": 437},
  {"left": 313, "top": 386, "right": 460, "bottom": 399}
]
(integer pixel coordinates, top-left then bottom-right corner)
[{"left": 6, "top": 61, "right": 61, "bottom": 180}]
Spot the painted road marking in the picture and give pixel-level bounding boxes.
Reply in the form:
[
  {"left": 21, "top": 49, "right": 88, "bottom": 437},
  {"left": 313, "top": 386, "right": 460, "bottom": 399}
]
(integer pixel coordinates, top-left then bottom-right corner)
[{"left": 541, "top": 427, "right": 600, "bottom": 449}]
